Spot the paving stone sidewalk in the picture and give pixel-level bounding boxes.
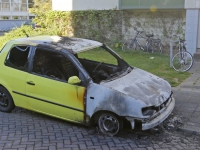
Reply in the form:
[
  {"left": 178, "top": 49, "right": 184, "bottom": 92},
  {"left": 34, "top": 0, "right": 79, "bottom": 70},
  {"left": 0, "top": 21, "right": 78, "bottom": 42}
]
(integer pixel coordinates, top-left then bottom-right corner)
[{"left": 172, "top": 61, "right": 200, "bottom": 134}]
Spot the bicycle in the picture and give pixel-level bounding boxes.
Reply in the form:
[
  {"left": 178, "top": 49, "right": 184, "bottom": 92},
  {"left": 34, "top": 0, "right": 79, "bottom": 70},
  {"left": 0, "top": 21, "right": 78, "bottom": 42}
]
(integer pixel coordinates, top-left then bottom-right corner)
[
  {"left": 145, "top": 34, "right": 163, "bottom": 53},
  {"left": 171, "top": 36, "right": 193, "bottom": 72},
  {"left": 122, "top": 30, "right": 145, "bottom": 51},
  {"left": 122, "top": 30, "right": 163, "bottom": 53}
]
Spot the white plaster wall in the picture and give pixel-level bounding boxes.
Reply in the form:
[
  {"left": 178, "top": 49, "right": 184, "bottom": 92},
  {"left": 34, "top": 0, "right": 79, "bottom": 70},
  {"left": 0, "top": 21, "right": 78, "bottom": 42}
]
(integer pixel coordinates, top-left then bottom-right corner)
[
  {"left": 52, "top": 0, "right": 119, "bottom": 11},
  {"left": 198, "top": 10, "right": 200, "bottom": 48},
  {"left": 185, "top": 0, "right": 200, "bottom": 8},
  {"left": 185, "top": 10, "right": 199, "bottom": 55}
]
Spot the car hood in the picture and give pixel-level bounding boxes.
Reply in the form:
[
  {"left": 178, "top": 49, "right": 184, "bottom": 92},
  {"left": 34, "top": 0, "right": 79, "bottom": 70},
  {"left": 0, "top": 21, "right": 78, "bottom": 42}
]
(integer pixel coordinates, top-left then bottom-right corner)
[{"left": 100, "top": 68, "right": 171, "bottom": 106}]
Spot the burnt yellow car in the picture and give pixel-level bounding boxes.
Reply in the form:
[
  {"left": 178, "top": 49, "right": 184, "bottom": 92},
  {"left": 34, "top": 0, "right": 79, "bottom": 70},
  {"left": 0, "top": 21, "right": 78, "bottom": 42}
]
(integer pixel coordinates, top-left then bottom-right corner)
[{"left": 0, "top": 36, "right": 175, "bottom": 136}]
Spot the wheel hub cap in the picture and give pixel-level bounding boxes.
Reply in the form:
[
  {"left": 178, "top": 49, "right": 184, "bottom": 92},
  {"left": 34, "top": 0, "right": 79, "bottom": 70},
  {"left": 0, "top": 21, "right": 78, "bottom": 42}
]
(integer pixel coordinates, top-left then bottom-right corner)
[
  {"left": 0, "top": 92, "right": 8, "bottom": 107},
  {"left": 101, "top": 116, "right": 118, "bottom": 132}
]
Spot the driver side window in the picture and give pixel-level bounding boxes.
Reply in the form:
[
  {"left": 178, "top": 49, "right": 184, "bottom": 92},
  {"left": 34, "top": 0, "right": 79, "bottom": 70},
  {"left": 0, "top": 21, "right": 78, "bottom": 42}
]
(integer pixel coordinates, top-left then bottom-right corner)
[{"left": 32, "top": 48, "right": 79, "bottom": 82}]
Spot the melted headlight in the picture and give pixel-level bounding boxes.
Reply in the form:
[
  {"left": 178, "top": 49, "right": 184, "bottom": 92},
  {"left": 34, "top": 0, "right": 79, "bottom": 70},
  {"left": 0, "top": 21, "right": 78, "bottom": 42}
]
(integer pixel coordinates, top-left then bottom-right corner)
[{"left": 142, "top": 107, "right": 156, "bottom": 116}]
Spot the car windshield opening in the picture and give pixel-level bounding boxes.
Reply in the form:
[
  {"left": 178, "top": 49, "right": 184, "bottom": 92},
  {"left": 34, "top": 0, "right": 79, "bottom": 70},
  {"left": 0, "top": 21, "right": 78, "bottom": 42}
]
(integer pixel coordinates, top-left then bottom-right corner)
[{"left": 77, "top": 46, "right": 131, "bottom": 83}]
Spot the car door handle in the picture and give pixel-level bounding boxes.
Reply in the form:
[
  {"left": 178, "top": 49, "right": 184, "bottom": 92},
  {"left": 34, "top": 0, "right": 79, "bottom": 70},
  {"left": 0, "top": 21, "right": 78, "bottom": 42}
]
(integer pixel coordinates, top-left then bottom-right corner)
[{"left": 27, "top": 81, "right": 35, "bottom": 86}]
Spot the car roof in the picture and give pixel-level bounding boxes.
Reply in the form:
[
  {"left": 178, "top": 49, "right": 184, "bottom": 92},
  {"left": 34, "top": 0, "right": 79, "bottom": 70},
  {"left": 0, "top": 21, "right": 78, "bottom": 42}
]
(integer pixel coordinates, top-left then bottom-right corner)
[{"left": 10, "top": 36, "right": 103, "bottom": 53}]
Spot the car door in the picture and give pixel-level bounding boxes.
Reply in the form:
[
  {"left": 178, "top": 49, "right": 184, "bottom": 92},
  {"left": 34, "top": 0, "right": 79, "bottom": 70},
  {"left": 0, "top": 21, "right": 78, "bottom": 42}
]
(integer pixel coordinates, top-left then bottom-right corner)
[
  {"left": 26, "top": 47, "right": 86, "bottom": 123},
  {"left": 2, "top": 45, "right": 31, "bottom": 108}
]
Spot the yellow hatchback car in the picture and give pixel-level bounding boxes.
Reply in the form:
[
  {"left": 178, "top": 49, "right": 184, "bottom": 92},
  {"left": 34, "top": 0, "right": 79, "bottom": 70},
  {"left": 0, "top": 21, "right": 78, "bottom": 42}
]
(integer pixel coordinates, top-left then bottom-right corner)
[{"left": 0, "top": 36, "right": 175, "bottom": 136}]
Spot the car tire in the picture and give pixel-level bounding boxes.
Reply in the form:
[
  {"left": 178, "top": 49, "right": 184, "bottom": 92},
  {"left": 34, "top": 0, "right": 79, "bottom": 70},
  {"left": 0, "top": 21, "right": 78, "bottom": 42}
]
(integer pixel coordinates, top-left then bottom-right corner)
[
  {"left": 98, "top": 112, "right": 123, "bottom": 136},
  {"left": 0, "top": 86, "right": 15, "bottom": 113}
]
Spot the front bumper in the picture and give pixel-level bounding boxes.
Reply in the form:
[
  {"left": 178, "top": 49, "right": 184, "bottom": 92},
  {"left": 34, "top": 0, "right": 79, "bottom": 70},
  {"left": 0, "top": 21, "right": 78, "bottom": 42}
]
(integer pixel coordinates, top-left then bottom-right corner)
[
  {"left": 126, "top": 96, "right": 175, "bottom": 130},
  {"left": 142, "top": 96, "right": 175, "bottom": 130}
]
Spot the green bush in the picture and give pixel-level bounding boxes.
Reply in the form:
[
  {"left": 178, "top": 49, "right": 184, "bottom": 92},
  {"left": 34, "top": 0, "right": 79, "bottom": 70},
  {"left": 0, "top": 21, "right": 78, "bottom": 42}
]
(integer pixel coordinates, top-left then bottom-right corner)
[{"left": 0, "top": 9, "right": 122, "bottom": 49}]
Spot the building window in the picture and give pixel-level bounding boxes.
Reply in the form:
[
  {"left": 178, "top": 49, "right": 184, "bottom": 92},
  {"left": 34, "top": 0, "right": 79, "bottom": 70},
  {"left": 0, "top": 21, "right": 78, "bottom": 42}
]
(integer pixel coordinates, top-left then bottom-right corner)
[
  {"left": 20, "top": 16, "right": 28, "bottom": 19},
  {"left": 11, "top": 0, "right": 27, "bottom": 11},
  {"left": 2, "top": 0, "right": 10, "bottom": 11},
  {"left": 11, "top": 0, "right": 20, "bottom": 11},
  {"left": 2, "top": 16, "right": 10, "bottom": 19},
  {"left": 20, "top": 3, "right": 27, "bottom": 11},
  {"left": 13, "top": 16, "right": 19, "bottom": 19}
]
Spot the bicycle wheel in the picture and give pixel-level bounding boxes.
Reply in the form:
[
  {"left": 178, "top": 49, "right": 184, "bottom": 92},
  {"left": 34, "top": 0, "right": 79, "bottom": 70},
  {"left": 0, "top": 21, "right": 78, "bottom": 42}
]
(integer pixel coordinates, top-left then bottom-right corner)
[
  {"left": 122, "top": 39, "right": 135, "bottom": 51},
  {"left": 152, "top": 40, "right": 163, "bottom": 53},
  {"left": 158, "top": 42, "right": 163, "bottom": 53},
  {"left": 146, "top": 41, "right": 154, "bottom": 53},
  {"left": 133, "top": 40, "right": 137, "bottom": 50},
  {"left": 172, "top": 51, "right": 193, "bottom": 72}
]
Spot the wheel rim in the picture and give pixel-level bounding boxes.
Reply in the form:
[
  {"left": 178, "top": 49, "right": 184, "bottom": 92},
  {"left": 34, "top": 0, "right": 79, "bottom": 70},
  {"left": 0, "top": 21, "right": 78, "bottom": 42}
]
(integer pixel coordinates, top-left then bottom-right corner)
[
  {"left": 172, "top": 52, "right": 193, "bottom": 72},
  {"left": 0, "top": 91, "right": 9, "bottom": 107},
  {"left": 98, "top": 113, "right": 120, "bottom": 136}
]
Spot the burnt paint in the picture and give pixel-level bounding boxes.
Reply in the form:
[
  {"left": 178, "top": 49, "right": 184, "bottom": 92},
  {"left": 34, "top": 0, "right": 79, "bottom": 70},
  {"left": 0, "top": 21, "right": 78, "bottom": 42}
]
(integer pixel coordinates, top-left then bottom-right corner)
[
  {"left": 101, "top": 68, "right": 171, "bottom": 106},
  {"left": 86, "top": 67, "right": 172, "bottom": 121}
]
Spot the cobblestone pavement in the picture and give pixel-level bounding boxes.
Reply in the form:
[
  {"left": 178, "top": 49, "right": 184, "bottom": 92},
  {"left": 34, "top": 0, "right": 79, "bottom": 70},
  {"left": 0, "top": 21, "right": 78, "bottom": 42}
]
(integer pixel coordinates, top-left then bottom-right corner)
[{"left": 1, "top": 108, "right": 200, "bottom": 150}]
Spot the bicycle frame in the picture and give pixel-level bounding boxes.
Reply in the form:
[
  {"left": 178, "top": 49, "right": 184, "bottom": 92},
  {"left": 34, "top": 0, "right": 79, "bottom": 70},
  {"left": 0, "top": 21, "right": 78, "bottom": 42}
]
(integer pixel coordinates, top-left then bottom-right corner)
[
  {"left": 134, "top": 31, "right": 145, "bottom": 50},
  {"left": 178, "top": 39, "right": 187, "bottom": 60}
]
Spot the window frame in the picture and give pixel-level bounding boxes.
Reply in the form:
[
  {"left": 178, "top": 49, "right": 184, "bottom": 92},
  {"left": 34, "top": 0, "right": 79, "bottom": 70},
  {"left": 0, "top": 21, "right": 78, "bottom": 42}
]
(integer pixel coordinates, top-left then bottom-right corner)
[{"left": 30, "top": 46, "right": 88, "bottom": 86}]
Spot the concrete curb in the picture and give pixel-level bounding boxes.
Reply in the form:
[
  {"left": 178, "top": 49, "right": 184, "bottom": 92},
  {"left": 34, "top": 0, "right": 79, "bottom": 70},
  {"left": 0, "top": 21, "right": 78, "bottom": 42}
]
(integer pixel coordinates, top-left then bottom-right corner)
[{"left": 178, "top": 125, "right": 200, "bottom": 136}]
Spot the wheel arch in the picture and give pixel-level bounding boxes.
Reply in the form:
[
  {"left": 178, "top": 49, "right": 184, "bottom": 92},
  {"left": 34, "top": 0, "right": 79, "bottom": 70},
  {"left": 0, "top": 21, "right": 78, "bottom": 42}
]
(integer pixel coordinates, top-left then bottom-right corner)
[
  {"left": 0, "top": 84, "right": 15, "bottom": 106},
  {"left": 89, "top": 110, "right": 124, "bottom": 126}
]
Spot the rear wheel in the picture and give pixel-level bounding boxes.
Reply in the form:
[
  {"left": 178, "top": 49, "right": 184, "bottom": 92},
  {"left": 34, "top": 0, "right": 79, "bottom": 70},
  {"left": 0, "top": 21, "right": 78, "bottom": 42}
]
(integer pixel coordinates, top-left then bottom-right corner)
[
  {"left": 172, "top": 51, "right": 193, "bottom": 72},
  {"left": 0, "top": 86, "right": 15, "bottom": 112},
  {"left": 152, "top": 40, "right": 163, "bottom": 53},
  {"left": 122, "top": 39, "right": 134, "bottom": 51},
  {"left": 146, "top": 41, "right": 154, "bottom": 53},
  {"left": 98, "top": 112, "right": 123, "bottom": 136},
  {"left": 159, "top": 43, "right": 163, "bottom": 54},
  {"left": 133, "top": 40, "right": 138, "bottom": 50}
]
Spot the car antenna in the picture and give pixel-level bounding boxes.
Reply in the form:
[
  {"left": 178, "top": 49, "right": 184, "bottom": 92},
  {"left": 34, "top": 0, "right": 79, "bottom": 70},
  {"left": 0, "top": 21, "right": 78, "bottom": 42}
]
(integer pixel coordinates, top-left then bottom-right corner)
[{"left": 22, "top": 30, "right": 29, "bottom": 37}]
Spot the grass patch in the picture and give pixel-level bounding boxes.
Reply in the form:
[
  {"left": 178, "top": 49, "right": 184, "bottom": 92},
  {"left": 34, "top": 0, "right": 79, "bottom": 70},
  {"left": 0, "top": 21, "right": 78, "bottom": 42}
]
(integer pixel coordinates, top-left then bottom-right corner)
[{"left": 80, "top": 47, "right": 190, "bottom": 87}]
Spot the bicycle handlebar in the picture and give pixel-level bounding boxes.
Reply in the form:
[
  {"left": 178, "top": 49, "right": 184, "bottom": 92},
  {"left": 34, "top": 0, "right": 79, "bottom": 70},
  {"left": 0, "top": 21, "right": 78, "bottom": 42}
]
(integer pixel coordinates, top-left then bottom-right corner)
[{"left": 172, "top": 35, "right": 185, "bottom": 43}]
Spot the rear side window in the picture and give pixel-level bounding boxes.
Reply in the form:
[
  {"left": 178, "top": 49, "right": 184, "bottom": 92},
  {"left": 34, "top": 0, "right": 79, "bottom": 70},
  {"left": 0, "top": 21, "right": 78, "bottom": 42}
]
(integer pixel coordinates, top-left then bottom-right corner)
[{"left": 5, "top": 46, "right": 30, "bottom": 72}]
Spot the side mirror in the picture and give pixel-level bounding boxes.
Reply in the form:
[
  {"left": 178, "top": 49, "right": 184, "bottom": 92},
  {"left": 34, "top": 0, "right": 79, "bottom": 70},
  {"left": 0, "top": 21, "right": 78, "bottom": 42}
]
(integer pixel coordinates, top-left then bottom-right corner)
[{"left": 68, "top": 76, "right": 81, "bottom": 85}]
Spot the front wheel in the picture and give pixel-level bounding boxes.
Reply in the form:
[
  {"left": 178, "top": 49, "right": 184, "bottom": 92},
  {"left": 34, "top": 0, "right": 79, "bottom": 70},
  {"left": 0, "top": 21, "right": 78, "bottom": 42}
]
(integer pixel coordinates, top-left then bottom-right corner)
[
  {"left": 122, "top": 39, "right": 135, "bottom": 51},
  {"left": 0, "top": 86, "right": 15, "bottom": 112},
  {"left": 98, "top": 112, "right": 123, "bottom": 136},
  {"left": 172, "top": 51, "right": 193, "bottom": 72}
]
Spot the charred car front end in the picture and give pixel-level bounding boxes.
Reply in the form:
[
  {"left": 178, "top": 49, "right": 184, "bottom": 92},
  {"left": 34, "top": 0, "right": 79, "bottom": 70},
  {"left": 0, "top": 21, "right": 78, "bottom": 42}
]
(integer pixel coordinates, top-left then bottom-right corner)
[{"left": 86, "top": 66, "right": 175, "bottom": 134}]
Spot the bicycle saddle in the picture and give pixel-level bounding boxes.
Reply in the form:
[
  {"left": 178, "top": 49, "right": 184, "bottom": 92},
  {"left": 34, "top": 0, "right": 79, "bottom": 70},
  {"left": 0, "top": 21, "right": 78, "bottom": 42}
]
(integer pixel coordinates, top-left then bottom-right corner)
[
  {"left": 146, "top": 34, "right": 154, "bottom": 37},
  {"left": 180, "top": 39, "right": 186, "bottom": 42}
]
